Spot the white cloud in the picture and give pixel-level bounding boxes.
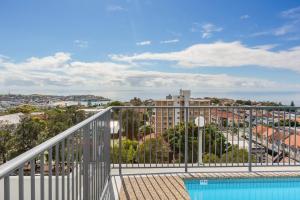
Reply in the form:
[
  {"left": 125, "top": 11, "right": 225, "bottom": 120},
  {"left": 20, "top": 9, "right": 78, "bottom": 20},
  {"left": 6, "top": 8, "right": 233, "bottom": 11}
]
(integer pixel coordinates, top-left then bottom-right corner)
[
  {"left": 286, "top": 35, "right": 300, "bottom": 41},
  {"left": 273, "top": 24, "right": 295, "bottom": 36},
  {"left": 240, "top": 15, "right": 250, "bottom": 20},
  {"left": 136, "top": 40, "right": 151, "bottom": 46},
  {"left": 1, "top": 51, "right": 298, "bottom": 94},
  {"left": 106, "top": 5, "right": 126, "bottom": 12},
  {"left": 252, "top": 7, "right": 300, "bottom": 37},
  {"left": 74, "top": 40, "right": 88, "bottom": 48},
  {"left": 252, "top": 44, "right": 278, "bottom": 50},
  {"left": 200, "top": 23, "right": 223, "bottom": 38},
  {"left": 111, "top": 41, "right": 300, "bottom": 72},
  {"left": 281, "top": 6, "right": 300, "bottom": 19},
  {"left": 160, "top": 39, "right": 179, "bottom": 44},
  {"left": 252, "top": 24, "right": 296, "bottom": 37}
]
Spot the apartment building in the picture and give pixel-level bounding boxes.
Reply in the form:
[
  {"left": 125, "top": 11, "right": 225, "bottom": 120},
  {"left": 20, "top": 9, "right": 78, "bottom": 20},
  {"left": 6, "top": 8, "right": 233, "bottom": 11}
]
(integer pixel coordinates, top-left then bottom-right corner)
[{"left": 153, "top": 89, "right": 210, "bottom": 134}]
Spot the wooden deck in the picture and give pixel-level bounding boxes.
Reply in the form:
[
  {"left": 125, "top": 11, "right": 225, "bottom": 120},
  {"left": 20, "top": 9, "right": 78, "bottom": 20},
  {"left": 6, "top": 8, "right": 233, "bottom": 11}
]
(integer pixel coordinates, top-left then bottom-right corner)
[{"left": 113, "top": 171, "right": 300, "bottom": 200}]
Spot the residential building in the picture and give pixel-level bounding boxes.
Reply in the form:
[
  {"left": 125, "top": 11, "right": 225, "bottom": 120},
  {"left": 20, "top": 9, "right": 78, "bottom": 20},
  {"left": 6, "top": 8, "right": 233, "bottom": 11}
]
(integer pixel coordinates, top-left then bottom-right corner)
[{"left": 153, "top": 89, "right": 210, "bottom": 134}]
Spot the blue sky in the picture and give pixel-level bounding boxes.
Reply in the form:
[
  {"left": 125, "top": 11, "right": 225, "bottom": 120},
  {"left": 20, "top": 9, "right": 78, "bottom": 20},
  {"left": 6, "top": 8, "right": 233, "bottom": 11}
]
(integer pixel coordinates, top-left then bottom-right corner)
[{"left": 0, "top": 0, "right": 300, "bottom": 103}]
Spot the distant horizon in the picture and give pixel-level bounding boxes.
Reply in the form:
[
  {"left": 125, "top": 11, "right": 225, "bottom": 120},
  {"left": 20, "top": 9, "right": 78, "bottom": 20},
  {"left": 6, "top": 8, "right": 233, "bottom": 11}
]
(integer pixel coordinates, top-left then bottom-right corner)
[{"left": 1, "top": 90, "right": 299, "bottom": 106}]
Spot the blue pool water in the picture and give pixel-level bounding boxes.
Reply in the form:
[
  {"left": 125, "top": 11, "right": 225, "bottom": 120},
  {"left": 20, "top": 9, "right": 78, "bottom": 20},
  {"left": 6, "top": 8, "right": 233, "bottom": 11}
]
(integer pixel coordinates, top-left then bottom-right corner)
[{"left": 184, "top": 177, "right": 300, "bottom": 200}]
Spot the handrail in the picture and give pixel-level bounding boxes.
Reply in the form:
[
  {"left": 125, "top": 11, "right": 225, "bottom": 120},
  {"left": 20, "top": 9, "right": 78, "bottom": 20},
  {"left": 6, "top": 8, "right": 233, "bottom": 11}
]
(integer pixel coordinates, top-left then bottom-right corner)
[
  {"left": 111, "top": 106, "right": 300, "bottom": 109},
  {"left": 0, "top": 107, "right": 112, "bottom": 179}
]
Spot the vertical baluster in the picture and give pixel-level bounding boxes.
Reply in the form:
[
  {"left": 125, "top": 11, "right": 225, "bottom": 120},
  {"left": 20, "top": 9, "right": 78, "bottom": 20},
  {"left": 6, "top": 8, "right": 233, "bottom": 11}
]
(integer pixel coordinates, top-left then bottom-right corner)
[
  {"left": 55, "top": 144, "right": 59, "bottom": 200},
  {"left": 61, "top": 140, "right": 65, "bottom": 200},
  {"left": 198, "top": 108, "right": 201, "bottom": 167},
  {"left": 288, "top": 108, "right": 291, "bottom": 165},
  {"left": 277, "top": 108, "right": 280, "bottom": 165},
  {"left": 149, "top": 108, "right": 152, "bottom": 166},
  {"left": 161, "top": 107, "right": 163, "bottom": 166},
  {"left": 208, "top": 108, "right": 211, "bottom": 166},
  {"left": 91, "top": 122, "right": 94, "bottom": 199},
  {"left": 266, "top": 109, "right": 269, "bottom": 166},
  {"left": 71, "top": 136, "right": 75, "bottom": 200},
  {"left": 191, "top": 108, "right": 194, "bottom": 166},
  {"left": 131, "top": 108, "right": 134, "bottom": 167},
  {"left": 243, "top": 108, "right": 246, "bottom": 166},
  {"left": 83, "top": 125, "right": 90, "bottom": 200},
  {"left": 214, "top": 108, "right": 217, "bottom": 166},
  {"left": 144, "top": 108, "right": 146, "bottom": 167},
  {"left": 184, "top": 107, "right": 188, "bottom": 172},
  {"left": 31, "top": 159, "right": 36, "bottom": 200},
  {"left": 126, "top": 110, "right": 129, "bottom": 167},
  {"left": 203, "top": 108, "right": 206, "bottom": 166},
  {"left": 75, "top": 133, "right": 79, "bottom": 200},
  {"left": 4, "top": 176, "right": 10, "bottom": 200},
  {"left": 118, "top": 108, "right": 122, "bottom": 175},
  {"left": 272, "top": 109, "right": 275, "bottom": 165},
  {"left": 49, "top": 148, "right": 52, "bottom": 200},
  {"left": 173, "top": 107, "right": 176, "bottom": 167},
  {"left": 237, "top": 108, "right": 240, "bottom": 166},
  {"left": 218, "top": 108, "right": 222, "bottom": 166},
  {"left": 248, "top": 108, "right": 253, "bottom": 172},
  {"left": 255, "top": 108, "right": 258, "bottom": 166},
  {"left": 41, "top": 152, "right": 45, "bottom": 200},
  {"left": 232, "top": 108, "right": 234, "bottom": 166},
  {"left": 294, "top": 111, "right": 297, "bottom": 165},
  {"left": 226, "top": 107, "right": 229, "bottom": 166},
  {"left": 112, "top": 110, "right": 115, "bottom": 167},
  {"left": 155, "top": 107, "right": 158, "bottom": 167},
  {"left": 283, "top": 109, "right": 286, "bottom": 165},
  {"left": 79, "top": 129, "right": 82, "bottom": 200},
  {"left": 19, "top": 166, "right": 24, "bottom": 200},
  {"left": 260, "top": 109, "right": 263, "bottom": 166},
  {"left": 167, "top": 107, "right": 170, "bottom": 167},
  {"left": 95, "top": 120, "right": 98, "bottom": 200}
]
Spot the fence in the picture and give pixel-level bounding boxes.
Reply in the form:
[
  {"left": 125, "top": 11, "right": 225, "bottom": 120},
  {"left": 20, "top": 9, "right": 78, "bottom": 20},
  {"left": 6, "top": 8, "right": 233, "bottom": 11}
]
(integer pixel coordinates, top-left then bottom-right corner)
[
  {"left": 1, "top": 106, "right": 299, "bottom": 200},
  {"left": 0, "top": 108, "right": 111, "bottom": 200},
  {"left": 110, "top": 106, "right": 300, "bottom": 173}
]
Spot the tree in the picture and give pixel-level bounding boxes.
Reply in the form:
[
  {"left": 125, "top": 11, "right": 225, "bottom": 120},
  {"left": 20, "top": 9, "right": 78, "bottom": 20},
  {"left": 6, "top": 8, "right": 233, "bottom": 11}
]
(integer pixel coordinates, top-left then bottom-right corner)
[
  {"left": 291, "top": 101, "right": 295, "bottom": 107},
  {"left": 163, "top": 123, "right": 227, "bottom": 163},
  {"left": 111, "top": 139, "right": 138, "bottom": 163},
  {"left": 221, "top": 145, "right": 252, "bottom": 163},
  {"left": 130, "top": 97, "right": 143, "bottom": 106},
  {"left": 8, "top": 104, "right": 38, "bottom": 114},
  {"left": 139, "top": 124, "right": 154, "bottom": 136},
  {"left": 106, "top": 101, "right": 124, "bottom": 107},
  {"left": 10, "top": 117, "right": 47, "bottom": 159},
  {"left": 290, "top": 101, "right": 296, "bottom": 112},
  {"left": 274, "top": 120, "right": 300, "bottom": 127},
  {"left": 211, "top": 98, "right": 220, "bottom": 105},
  {"left": 0, "top": 125, "right": 13, "bottom": 163},
  {"left": 138, "top": 137, "right": 170, "bottom": 163},
  {"left": 121, "top": 109, "right": 143, "bottom": 139}
]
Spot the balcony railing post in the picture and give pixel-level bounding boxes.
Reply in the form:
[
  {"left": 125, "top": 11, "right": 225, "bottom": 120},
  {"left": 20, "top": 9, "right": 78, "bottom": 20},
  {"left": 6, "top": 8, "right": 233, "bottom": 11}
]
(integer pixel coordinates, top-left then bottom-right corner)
[
  {"left": 119, "top": 108, "right": 122, "bottom": 175},
  {"left": 185, "top": 107, "right": 188, "bottom": 172},
  {"left": 83, "top": 125, "right": 90, "bottom": 200},
  {"left": 248, "top": 108, "right": 253, "bottom": 172}
]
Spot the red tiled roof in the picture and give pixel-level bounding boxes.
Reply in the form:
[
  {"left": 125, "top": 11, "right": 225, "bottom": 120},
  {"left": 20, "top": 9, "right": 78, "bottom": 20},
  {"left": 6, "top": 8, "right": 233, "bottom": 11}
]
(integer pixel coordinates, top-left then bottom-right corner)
[{"left": 284, "top": 134, "right": 300, "bottom": 149}]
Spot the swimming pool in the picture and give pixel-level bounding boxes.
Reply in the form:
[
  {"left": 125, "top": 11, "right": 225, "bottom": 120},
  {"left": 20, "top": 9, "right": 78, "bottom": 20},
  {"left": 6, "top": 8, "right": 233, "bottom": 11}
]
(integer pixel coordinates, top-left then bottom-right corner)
[{"left": 184, "top": 177, "right": 300, "bottom": 200}]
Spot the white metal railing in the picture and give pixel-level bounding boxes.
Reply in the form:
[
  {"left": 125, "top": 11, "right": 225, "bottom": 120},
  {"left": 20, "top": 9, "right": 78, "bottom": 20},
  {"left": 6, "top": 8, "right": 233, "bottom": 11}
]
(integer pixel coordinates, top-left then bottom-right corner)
[
  {"left": 1, "top": 106, "right": 299, "bottom": 200},
  {"left": 0, "top": 108, "right": 111, "bottom": 200},
  {"left": 110, "top": 106, "right": 300, "bottom": 173}
]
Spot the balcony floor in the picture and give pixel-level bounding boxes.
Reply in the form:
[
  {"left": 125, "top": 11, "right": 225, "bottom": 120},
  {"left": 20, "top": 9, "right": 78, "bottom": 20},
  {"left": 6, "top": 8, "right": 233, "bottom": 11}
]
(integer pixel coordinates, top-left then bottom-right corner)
[{"left": 112, "top": 169, "right": 300, "bottom": 200}]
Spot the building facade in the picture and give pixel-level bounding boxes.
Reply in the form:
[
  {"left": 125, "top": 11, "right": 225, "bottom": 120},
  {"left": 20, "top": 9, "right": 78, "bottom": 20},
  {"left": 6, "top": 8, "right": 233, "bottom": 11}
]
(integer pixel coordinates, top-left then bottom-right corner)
[{"left": 153, "top": 89, "right": 210, "bottom": 134}]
